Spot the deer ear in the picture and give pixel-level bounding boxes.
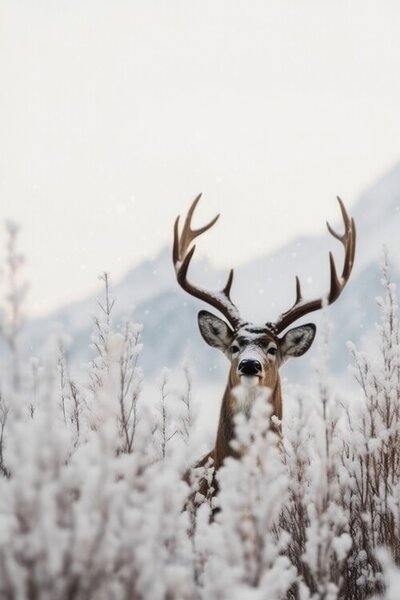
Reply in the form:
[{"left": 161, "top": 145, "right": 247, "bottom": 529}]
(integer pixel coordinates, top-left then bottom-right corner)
[
  {"left": 198, "top": 310, "right": 235, "bottom": 351},
  {"left": 280, "top": 323, "right": 316, "bottom": 361}
]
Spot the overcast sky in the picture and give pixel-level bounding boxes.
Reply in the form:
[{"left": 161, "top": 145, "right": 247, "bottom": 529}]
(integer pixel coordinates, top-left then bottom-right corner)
[{"left": 0, "top": 0, "right": 400, "bottom": 317}]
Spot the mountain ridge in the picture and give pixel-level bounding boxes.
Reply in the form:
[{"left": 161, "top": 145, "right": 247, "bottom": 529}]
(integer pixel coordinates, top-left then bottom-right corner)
[{"left": 16, "top": 163, "right": 400, "bottom": 383}]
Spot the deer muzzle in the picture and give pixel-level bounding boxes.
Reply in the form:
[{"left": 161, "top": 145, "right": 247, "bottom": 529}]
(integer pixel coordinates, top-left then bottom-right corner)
[{"left": 238, "top": 359, "right": 262, "bottom": 377}]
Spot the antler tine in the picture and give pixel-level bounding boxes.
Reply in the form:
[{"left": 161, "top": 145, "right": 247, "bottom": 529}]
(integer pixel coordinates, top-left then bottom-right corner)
[
  {"left": 327, "top": 198, "right": 356, "bottom": 285},
  {"left": 326, "top": 197, "right": 350, "bottom": 240},
  {"left": 272, "top": 198, "right": 356, "bottom": 334},
  {"left": 173, "top": 196, "right": 243, "bottom": 329},
  {"left": 295, "top": 276, "right": 302, "bottom": 303},
  {"left": 223, "top": 269, "right": 234, "bottom": 296},
  {"left": 174, "top": 194, "right": 220, "bottom": 270}
]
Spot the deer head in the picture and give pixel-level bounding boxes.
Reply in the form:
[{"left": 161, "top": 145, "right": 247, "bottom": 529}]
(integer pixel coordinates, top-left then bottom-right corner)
[
  {"left": 173, "top": 195, "right": 355, "bottom": 397},
  {"left": 196, "top": 309, "right": 315, "bottom": 394}
]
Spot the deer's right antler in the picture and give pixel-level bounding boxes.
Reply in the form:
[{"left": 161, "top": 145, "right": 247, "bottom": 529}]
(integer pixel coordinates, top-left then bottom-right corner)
[{"left": 173, "top": 194, "right": 243, "bottom": 329}]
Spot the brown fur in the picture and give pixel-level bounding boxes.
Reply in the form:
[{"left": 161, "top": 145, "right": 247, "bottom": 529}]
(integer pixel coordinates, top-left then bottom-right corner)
[{"left": 188, "top": 332, "right": 284, "bottom": 506}]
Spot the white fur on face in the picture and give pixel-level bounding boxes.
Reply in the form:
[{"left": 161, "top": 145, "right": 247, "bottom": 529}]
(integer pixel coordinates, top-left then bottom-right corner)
[
  {"left": 198, "top": 313, "right": 315, "bottom": 372},
  {"left": 234, "top": 340, "right": 278, "bottom": 379},
  {"left": 240, "top": 375, "right": 260, "bottom": 387}
]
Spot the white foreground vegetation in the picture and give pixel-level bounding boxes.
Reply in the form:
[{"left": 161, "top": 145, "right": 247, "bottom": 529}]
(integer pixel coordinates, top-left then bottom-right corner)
[{"left": 0, "top": 228, "right": 399, "bottom": 599}]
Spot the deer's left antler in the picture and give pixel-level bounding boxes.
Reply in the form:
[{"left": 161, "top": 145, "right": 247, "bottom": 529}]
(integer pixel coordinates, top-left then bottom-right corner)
[{"left": 271, "top": 197, "right": 356, "bottom": 334}]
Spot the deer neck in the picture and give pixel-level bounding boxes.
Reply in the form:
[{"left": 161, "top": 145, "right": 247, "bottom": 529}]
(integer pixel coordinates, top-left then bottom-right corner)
[{"left": 213, "top": 376, "right": 282, "bottom": 470}]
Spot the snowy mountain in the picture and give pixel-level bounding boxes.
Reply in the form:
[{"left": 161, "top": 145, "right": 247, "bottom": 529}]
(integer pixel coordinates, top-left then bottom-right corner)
[{"left": 19, "top": 163, "right": 400, "bottom": 384}]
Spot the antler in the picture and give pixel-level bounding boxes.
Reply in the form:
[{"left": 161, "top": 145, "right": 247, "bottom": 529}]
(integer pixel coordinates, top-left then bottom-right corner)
[
  {"left": 271, "top": 197, "right": 356, "bottom": 334},
  {"left": 173, "top": 194, "right": 243, "bottom": 329}
]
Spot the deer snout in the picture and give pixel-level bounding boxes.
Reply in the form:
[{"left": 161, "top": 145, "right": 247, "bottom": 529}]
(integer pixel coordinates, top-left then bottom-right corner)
[{"left": 238, "top": 359, "right": 262, "bottom": 376}]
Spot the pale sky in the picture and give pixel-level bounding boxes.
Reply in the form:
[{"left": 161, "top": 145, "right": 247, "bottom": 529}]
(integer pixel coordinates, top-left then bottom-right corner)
[{"left": 0, "top": 0, "right": 400, "bottom": 317}]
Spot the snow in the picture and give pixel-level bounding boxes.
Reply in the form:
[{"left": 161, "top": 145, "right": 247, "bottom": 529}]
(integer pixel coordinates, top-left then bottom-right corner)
[
  {"left": 1, "top": 169, "right": 400, "bottom": 597},
  {"left": 2, "top": 278, "right": 400, "bottom": 598}
]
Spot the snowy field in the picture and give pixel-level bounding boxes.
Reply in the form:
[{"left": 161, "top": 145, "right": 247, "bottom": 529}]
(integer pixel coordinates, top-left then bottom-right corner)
[
  {"left": 0, "top": 220, "right": 400, "bottom": 599},
  {"left": 3, "top": 2, "right": 400, "bottom": 598}
]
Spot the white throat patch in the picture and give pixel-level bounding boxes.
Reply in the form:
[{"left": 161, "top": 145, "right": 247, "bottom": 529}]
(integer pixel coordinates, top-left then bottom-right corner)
[{"left": 232, "top": 381, "right": 267, "bottom": 418}]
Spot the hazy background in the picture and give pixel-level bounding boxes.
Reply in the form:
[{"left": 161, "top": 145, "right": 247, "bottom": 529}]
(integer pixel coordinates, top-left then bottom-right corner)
[{"left": 0, "top": 0, "right": 400, "bottom": 317}]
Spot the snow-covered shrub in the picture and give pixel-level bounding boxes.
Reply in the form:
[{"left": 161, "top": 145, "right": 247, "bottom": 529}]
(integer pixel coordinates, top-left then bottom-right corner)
[
  {"left": 0, "top": 224, "right": 400, "bottom": 599},
  {"left": 278, "top": 251, "right": 400, "bottom": 599},
  {"left": 201, "top": 387, "right": 295, "bottom": 599},
  {"left": 0, "top": 220, "right": 28, "bottom": 392},
  {"left": 0, "top": 266, "right": 194, "bottom": 600}
]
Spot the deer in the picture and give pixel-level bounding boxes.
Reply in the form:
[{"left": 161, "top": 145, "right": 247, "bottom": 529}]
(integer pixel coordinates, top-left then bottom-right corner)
[{"left": 173, "top": 195, "right": 356, "bottom": 503}]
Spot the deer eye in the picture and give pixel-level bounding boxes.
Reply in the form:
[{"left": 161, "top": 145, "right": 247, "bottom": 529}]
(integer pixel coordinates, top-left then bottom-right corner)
[
  {"left": 267, "top": 347, "right": 277, "bottom": 356},
  {"left": 231, "top": 345, "right": 240, "bottom": 355}
]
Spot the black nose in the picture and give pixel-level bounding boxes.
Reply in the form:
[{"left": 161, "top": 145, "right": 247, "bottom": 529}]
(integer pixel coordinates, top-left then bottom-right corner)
[{"left": 238, "top": 359, "right": 262, "bottom": 376}]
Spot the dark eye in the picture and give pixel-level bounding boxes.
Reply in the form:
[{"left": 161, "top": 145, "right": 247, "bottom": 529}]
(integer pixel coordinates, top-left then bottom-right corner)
[
  {"left": 267, "top": 347, "right": 277, "bottom": 356},
  {"left": 231, "top": 345, "right": 240, "bottom": 354}
]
